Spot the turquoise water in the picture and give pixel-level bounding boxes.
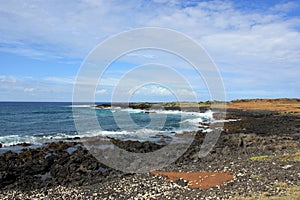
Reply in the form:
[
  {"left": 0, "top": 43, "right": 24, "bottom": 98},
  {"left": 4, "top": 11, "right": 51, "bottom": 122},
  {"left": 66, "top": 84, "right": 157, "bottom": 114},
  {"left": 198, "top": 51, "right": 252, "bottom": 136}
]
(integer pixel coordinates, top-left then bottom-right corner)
[{"left": 0, "top": 102, "right": 212, "bottom": 146}]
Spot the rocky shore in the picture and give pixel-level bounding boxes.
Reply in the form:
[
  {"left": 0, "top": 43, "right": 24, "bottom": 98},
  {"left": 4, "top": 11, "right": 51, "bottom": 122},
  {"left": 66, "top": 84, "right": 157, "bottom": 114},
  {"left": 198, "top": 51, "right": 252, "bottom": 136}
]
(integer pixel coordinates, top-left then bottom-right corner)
[{"left": 0, "top": 108, "right": 299, "bottom": 199}]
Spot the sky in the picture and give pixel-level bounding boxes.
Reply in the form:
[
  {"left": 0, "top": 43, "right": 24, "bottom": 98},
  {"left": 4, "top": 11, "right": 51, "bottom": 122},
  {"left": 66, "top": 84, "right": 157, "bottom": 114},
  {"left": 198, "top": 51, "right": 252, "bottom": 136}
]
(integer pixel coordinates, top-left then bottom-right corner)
[{"left": 0, "top": 0, "right": 299, "bottom": 102}]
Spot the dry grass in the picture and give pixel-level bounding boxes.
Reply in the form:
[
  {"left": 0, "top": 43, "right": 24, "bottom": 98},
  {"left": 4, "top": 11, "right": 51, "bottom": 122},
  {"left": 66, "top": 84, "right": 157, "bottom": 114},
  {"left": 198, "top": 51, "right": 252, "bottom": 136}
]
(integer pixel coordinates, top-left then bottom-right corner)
[
  {"left": 161, "top": 99, "right": 300, "bottom": 115},
  {"left": 250, "top": 149, "right": 300, "bottom": 162},
  {"left": 226, "top": 98, "right": 300, "bottom": 115},
  {"left": 280, "top": 149, "right": 300, "bottom": 162},
  {"left": 250, "top": 155, "right": 271, "bottom": 161}
]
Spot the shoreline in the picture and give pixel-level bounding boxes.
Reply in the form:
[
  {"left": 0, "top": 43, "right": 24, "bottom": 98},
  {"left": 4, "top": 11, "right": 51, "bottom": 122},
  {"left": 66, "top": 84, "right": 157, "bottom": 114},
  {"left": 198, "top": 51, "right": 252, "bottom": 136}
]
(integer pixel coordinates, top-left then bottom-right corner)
[
  {"left": 0, "top": 108, "right": 215, "bottom": 151},
  {"left": 93, "top": 98, "right": 300, "bottom": 114},
  {"left": 0, "top": 98, "right": 298, "bottom": 152},
  {"left": 0, "top": 107, "right": 299, "bottom": 199}
]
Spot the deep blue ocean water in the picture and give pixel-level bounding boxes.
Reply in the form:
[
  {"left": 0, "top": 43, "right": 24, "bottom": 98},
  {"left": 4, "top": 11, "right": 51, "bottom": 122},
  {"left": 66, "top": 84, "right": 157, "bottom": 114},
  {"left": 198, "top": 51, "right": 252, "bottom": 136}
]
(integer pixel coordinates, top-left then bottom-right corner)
[{"left": 0, "top": 102, "right": 212, "bottom": 147}]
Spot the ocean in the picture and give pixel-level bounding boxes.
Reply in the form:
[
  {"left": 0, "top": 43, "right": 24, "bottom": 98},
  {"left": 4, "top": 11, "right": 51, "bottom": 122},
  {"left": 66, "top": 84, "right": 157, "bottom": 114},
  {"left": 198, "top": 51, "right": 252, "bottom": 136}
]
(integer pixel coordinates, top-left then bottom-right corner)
[{"left": 0, "top": 102, "right": 213, "bottom": 148}]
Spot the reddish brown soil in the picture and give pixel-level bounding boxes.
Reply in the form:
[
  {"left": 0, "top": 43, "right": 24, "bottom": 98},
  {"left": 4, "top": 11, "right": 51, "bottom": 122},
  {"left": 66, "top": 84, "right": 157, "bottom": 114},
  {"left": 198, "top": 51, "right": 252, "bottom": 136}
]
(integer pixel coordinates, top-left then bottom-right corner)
[{"left": 150, "top": 171, "right": 234, "bottom": 189}]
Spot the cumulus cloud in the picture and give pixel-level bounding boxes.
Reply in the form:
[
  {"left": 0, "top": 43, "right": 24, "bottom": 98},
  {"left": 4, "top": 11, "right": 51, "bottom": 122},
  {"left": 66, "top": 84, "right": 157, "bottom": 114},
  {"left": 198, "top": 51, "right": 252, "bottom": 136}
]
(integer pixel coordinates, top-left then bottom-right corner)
[
  {"left": 134, "top": 85, "right": 172, "bottom": 96},
  {"left": 131, "top": 85, "right": 197, "bottom": 100}
]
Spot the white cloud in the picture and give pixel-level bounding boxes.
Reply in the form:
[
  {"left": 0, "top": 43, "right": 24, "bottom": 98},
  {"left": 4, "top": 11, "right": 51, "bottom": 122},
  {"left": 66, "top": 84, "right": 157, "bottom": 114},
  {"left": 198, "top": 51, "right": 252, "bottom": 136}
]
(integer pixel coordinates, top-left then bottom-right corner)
[
  {"left": 177, "top": 89, "right": 196, "bottom": 97},
  {"left": 134, "top": 85, "right": 172, "bottom": 96},
  {"left": 126, "top": 52, "right": 156, "bottom": 59},
  {"left": 1, "top": 0, "right": 299, "bottom": 64},
  {"left": 0, "top": 75, "right": 74, "bottom": 101},
  {"left": 95, "top": 89, "right": 107, "bottom": 94},
  {"left": 24, "top": 88, "right": 35, "bottom": 92},
  {"left": 0, "top": 75, "right": 17, "bottom": 83},
  {"left": 270, "top": 2, "right": 299, "bottom": 13},
  {"left": 44, "top": 77, "right": 75, "bottom": 84},
  {"left": 0, "top": 0, "right": 299, "bottom": 100},
  {"left": 131, "top": 85, "right": 197, "bottom": 98}
]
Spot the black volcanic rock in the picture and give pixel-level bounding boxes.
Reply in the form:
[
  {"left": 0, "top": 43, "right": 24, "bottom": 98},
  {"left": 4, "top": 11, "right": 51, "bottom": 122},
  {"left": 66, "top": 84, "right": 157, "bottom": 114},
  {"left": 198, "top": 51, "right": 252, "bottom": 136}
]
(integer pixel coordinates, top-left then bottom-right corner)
[
  {"left": 110, "top": 138, "right": 166, "bottom": 153},
  {"left": 0, "top": 109, "right": 299, "bottom": 194},
  {"left": 0, "top": 142, "right": 122, "bottom": 190}
]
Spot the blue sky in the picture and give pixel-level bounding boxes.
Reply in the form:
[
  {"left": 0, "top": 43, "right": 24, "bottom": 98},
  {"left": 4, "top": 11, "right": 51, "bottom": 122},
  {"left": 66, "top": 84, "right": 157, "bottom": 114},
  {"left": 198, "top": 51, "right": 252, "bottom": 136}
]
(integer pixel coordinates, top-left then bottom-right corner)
[{"left": 0, "top": 0, "right": 299, "bottom": 102}]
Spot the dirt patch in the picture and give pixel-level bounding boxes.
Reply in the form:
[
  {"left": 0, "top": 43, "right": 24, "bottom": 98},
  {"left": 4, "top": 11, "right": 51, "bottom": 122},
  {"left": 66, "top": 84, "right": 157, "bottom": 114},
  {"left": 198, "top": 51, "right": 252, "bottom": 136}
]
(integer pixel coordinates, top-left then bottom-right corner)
[{"left": 150, "top": 171, "right": 234, "bottom": 189}]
